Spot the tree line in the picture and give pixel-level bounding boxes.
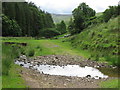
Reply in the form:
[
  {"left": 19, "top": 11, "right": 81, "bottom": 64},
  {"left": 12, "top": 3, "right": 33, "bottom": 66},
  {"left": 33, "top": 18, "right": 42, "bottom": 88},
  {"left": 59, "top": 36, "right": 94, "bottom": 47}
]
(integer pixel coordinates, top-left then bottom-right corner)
[
  {"left": 2, "top": 2, "right": 60, "bottom": 37},
  {"left": 68, "top": 3, "right": 120, "bottom": 35}
]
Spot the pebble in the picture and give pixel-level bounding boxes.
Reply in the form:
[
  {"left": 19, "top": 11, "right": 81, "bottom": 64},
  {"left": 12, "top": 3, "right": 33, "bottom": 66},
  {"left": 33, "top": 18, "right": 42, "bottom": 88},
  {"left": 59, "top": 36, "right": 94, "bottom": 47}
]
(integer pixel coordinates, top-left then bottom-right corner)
[
  {"left": 20, "top": 55, "right": 27, "bottom": 60},
  {"left": 64, "top": 83, "right": 67, "bottom": 86},
  {"left": 66, "top": 79, "right": 70, "bottom": 82}
]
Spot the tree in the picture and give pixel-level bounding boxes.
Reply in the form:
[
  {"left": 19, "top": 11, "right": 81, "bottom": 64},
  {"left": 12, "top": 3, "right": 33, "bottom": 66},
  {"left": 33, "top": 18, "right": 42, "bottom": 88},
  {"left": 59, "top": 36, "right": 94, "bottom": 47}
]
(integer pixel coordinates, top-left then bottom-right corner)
[
  {"left": 2, "top": 14, "right": 22, "bottom": 36},
  {"left": 72, "top": 2, "right": 96, "bottom": 34},
  {"left": 56, "top": 20, "right": 66, "bottom": 34},
  {"left": 103, "top": 5, "right": 120, "bottom": 22},
  {"left": 40, "top": 28, "right": 60, "bottom": 38},
  {"left": 2, "top": 2, "right": 55, "bottom": 37},
  {"left": 68, "top": 18, "right": 76, "bottom": 35}
]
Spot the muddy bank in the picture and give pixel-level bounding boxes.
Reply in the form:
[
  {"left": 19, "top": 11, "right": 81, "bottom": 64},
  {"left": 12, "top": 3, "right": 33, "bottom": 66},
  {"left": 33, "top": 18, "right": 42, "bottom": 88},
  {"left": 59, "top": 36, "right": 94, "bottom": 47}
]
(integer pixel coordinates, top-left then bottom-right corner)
[{"left": 20, "top": 66, "right": 116, "bottom": 88}]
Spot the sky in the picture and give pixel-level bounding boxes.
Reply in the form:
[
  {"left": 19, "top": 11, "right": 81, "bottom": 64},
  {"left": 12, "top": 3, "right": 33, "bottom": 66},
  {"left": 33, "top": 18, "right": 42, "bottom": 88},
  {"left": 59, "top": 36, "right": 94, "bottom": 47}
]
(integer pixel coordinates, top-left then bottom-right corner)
[{"left": 26, "top": 0, "right": 119, "bottom": 14}]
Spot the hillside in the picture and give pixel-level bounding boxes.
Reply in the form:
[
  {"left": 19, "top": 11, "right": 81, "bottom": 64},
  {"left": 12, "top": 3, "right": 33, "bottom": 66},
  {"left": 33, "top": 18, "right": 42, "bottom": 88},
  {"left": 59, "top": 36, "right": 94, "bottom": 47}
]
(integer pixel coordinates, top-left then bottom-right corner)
[
  {"left": 68, "top": 16, "right": 119, "bottom": 65},
  {"left": 51, "top": 14, "right": 72, "bottom": 24},
  {"left": 96, "top": 12, "right": 103, "bottom": 16},
  {"left": 52, "top": 12, "right": 102, "bottom": 24}
]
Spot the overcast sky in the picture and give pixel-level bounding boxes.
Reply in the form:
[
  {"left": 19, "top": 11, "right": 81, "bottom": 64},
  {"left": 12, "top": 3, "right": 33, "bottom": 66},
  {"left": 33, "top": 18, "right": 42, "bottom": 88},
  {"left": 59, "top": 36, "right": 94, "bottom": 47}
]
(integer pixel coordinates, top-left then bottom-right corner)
[{"left": 26, "top": 0, "right": 119, "bottom": 14}]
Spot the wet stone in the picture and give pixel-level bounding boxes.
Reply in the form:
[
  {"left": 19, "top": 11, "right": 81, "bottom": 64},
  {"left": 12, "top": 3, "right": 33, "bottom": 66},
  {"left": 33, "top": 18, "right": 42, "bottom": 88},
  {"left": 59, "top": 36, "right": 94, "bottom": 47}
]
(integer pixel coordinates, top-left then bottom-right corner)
[
  {"left": 20, "top": 64, "right": 24, "bottom": 66},
  {"left": 86, "top": 75, "right": 91, "bottom": 78}
]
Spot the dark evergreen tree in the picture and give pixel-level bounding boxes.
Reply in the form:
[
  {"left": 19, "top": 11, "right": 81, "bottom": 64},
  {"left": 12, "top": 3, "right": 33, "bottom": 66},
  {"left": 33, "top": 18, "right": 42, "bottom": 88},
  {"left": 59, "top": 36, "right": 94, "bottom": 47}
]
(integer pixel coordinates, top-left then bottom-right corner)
[
  {"left": 56, "top": 20, "right": 66, "bottom": 34},
  {"left": 2, "top": 14, "right": 22, "bottom": 36},
  {"left": 2, "top": 2, "right": 55, "bottom": 37},
  {"left": 68, "top": 18, "right": 75, "bottom": 35}
]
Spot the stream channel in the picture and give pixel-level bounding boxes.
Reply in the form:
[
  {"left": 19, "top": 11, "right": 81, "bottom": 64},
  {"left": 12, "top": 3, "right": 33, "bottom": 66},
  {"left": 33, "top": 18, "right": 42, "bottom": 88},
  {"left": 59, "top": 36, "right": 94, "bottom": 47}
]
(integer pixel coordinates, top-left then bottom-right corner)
[{"left": 15, "top": 60, "right": 110, "bottom": 79}]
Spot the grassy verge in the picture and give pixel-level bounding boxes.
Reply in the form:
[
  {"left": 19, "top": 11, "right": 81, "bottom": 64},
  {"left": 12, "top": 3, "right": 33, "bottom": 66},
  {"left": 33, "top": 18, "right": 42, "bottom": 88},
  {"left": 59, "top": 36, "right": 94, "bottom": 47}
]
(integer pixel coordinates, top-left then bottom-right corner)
[
  {"left": 2, "top": 43, "right": 27, "bottom": 88},
  {"left": 0, "top": 76, "right": 2, "bottom": 89},
  {"left": 100, "top": 79, "right": 119, "bottom": 88},
  {"left": 2, "top": 64, "right": 26, "bottom": 88}
]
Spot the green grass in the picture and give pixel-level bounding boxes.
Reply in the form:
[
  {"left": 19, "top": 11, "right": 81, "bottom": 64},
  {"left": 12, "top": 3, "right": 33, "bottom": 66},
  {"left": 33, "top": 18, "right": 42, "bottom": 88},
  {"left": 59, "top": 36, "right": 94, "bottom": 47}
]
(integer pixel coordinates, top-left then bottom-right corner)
[
  {"left": 2, "top": 38, "right": 88, "bottom": 58},
  {"left": 2, "top": 43, "right": 27, "bottom": 88},
  {"left": 2, "top": 37, "right": 33, "bottom": 40},
  {"left": 69, "top": 16, "right": 119, "bottom": 65},
  {"left": 53, "top": 33, "right": 68, "bottom": 38},
  {"left": 100, "top": 79, "right": 119, "bottom": 88},
  {"left": 2, "top": 64, "right": 27, "bottom": 88},
  {"left": 96, "top": 12, "right": 103, "bottom": 16},
  {"left": 0, "top": 76, "right": 2, "bottom": 89}
]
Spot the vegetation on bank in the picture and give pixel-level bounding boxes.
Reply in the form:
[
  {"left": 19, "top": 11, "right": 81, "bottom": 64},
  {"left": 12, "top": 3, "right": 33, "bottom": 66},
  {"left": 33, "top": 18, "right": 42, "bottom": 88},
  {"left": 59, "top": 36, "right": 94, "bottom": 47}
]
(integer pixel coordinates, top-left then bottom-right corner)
[
  {"left": 2, "top": 44, "right": 27, "bottom": 88},
  {"left": 2, "top": 64, "right": 27, "bottom": 88},
  {"left": 68, "top": 16, "right": 119, "bottom": 66},
  {"left": 100, "top": 79, "right": 119, "bottom": 88}
]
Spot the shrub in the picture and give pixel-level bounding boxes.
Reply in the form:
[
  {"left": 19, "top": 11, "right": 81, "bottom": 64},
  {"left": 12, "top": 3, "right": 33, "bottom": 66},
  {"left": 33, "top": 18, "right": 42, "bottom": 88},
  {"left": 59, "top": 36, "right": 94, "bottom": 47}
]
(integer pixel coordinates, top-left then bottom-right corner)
[
  {"left": 2, "top": 44, "right": 21, "bottom": 75},
  {"left": 103, "top": 5, "right": 120, "bottom": 22},
  {"left": 36, "top": 46, "right": 42, "bottom": 51},
  {"left": 28, "top": 49, "right": 35, "bottom": 57},
  {"left": 40, "top": 28, "right": 60, "bottom": 38},
  {"left": 105, "top": 55, "right": 119, "bottom": 66},
  {"left": 36, "top": 46, "right": 40, "bottom": 49},
  {"left": 56, "top": 20, "right": 67, "bottom": 34},
  {"left": 20, "top": 47, "right": 26, "bottom": 55}
]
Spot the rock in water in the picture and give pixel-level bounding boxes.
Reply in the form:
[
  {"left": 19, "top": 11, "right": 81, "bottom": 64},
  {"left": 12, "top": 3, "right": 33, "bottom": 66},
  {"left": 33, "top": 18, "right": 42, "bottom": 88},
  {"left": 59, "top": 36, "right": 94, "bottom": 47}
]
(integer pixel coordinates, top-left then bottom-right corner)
[
  {"left": 86, "top": 75, "right": 91, "bottom": 78},
  {"left": 20, "top": 55, "right": 27, "bottom": 60},
  {"left": 20, "top": 64, "right": 24, "bottom": 66}
]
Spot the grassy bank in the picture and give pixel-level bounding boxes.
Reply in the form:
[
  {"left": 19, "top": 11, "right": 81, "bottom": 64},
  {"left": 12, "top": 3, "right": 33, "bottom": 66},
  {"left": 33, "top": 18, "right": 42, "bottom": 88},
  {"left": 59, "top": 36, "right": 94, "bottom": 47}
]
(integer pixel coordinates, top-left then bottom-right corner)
[
  {"left": 2, "top": 64, "right": 26, "bottom": 88},
  {"left": 68, "top": 16, "right": 119, "bottom": 66},
  {"left": 2, "top": 43, "right": 27, "bottom": 88},
  {"left": 100, "top": 79, "right": 119, "bottom": 88}
]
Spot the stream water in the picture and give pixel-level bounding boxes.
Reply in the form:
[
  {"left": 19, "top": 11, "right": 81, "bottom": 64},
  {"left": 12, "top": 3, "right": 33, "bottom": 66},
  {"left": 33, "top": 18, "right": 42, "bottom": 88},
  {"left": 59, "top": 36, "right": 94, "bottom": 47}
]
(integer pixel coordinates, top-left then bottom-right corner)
[{"left": 15, "top": 60, "right": 108, "bottom": 79}]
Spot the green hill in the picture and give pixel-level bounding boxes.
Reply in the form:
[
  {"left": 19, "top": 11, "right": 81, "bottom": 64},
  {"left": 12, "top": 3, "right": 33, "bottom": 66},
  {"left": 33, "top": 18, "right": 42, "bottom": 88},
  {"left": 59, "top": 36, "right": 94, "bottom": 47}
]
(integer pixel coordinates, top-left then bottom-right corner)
[
  {"left": 96, "top": 12, "right": 103, "bottom": 16},
  {"left": 68, "top": 16, "right": 119, "bottom": 65},
  {"left": 51, "top": 12, "right": 102, "bottom": 24},
  {"left": 51, "top": 14, "right": 72, "bottom": 24}
]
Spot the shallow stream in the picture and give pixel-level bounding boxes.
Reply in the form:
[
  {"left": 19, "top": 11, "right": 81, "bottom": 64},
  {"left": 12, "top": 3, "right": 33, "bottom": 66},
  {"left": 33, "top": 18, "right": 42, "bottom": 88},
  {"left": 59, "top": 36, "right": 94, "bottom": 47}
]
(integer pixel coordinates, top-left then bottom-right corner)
[{"left": 15, "top": 60, "right": 108, "bottom": 79}]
